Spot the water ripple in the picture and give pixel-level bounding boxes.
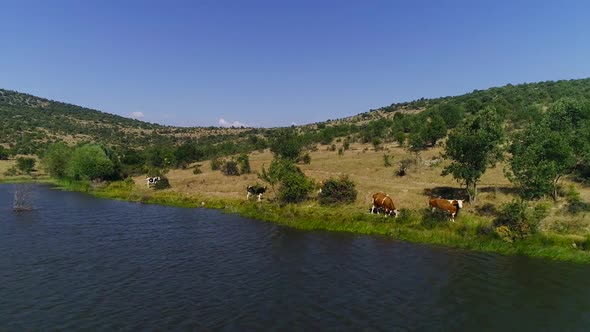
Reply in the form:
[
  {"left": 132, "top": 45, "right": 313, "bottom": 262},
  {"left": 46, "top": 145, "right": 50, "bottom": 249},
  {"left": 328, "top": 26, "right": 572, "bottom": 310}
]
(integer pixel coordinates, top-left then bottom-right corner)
[{"left": 1, "top": 184, "right": 590, "bottom": 331}]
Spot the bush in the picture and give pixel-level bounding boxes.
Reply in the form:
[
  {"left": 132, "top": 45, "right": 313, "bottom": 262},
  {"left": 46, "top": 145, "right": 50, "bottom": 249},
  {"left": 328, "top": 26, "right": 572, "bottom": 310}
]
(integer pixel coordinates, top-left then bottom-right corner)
[
  {"left": 343, "top": 138, "right": 350, "bottom": 150},
  {"left": 193, "top": 165, "right": 202, "bottom": 175},
  {"left": 260, "top": 157, "right": 314, "bottom": 204},
  {"left": 221, "top": 159, "right": 240, "bottom": 176},
  {"left": 397, "top": 158, "right": 413, "bottom": 176},
  {"left": 67, "top": 144, "right": 115, "bottom": 181},
  {"left": 297, "top": 153, "right": 311, "bottom": 164},
  {"left": 318, "top": 176, "right": 358, "bottom": 205},
  {"left": 383, "top": 154, "right": 392, "bottom": 167},
  {"left": 16, "top": 157, "right": 36, "bottom": 174},
  {"left": 3, "top": 166, "right": 17, "bottom": 176},
  {"left": 237, "top": 154, "right": 251, "bottom": 174},
  {"left": 154, "top": 177, "right": 171, "bottom": 190},
  {"left": 565, "top": 185, "right": 590, "bottom": 214},
  {"left": 278, "top": 170, "right": 314, "bottom": 204},
  {"left": 210, "top": 157, "right": 222, "bottom": 171},
  {"left": 493, "top": 201, "right": 549, "bottom": 242}
]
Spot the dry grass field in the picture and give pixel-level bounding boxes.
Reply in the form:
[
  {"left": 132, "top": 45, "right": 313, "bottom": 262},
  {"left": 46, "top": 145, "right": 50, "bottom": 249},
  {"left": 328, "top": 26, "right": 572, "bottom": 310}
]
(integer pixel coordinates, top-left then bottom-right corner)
[{"left": 131, "top": 142, "right": 590, "bottom": 235}]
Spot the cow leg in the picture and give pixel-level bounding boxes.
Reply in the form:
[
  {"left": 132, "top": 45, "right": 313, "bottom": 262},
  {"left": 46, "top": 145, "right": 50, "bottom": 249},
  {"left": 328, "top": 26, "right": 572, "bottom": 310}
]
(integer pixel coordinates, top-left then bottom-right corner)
[
  {"left": 247, "top": 192, "right": 251, "bottom": 200},
  {"left": 257, "top": 193, "right": 262, "bottom": 202}
]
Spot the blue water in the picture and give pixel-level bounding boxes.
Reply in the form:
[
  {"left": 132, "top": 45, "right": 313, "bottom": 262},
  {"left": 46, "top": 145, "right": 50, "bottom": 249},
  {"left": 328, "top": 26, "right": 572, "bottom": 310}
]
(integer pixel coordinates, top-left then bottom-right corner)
[{"left": 1, "top": 184, "right": 589, "bottom": 331}]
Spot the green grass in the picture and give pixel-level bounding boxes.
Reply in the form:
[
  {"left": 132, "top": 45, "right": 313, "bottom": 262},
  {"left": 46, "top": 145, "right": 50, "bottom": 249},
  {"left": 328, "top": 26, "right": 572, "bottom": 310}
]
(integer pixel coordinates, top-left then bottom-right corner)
[{"left": 29, "top": 179, "right": 590, "bottom": 264}]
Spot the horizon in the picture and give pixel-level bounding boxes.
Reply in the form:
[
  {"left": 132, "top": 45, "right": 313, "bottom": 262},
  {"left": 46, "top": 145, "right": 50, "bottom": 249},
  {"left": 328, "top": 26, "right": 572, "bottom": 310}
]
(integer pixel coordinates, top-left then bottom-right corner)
[{"left": 1, "top": 1, "right": 590, "bottom": 127}]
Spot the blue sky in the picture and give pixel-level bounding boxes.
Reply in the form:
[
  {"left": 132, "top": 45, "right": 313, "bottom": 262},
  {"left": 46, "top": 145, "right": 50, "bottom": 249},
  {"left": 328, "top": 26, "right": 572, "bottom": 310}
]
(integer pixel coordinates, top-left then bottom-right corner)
[{"left": 1, "top": 1, "right": 590, "bottom": 127}]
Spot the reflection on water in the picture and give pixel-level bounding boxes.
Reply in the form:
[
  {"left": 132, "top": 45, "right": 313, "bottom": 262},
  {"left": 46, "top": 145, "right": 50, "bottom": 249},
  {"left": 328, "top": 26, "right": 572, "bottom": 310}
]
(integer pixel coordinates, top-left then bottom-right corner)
[{"left": 1, "top": 184, "right": 589, "bottom": 331}]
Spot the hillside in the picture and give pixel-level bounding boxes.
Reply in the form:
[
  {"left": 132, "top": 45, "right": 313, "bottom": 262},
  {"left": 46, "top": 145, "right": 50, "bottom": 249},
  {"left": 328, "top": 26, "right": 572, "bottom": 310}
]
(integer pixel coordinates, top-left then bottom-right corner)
[{"left": 0, "top": 89, "right": 252, "bottom": 154}]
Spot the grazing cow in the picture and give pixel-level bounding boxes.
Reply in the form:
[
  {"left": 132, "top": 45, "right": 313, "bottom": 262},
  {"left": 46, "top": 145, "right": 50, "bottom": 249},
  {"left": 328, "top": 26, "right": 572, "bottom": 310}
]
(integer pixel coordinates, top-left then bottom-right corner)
[
  {"left": 370, "top": 192, "right": 399, "bottom": 217},
  {"left": 146, "top": 177, "right": 161, "bottom": 188},
  {"left": 429, "top": 198, "right": 463, "bottom": 221},
  {"left": 247, "top": 185, "right": 267, "bottom": 201}
]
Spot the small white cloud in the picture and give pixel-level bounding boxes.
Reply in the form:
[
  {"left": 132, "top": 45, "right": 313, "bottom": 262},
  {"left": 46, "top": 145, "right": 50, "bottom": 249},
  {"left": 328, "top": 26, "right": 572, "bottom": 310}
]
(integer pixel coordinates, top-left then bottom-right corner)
[
  {"left": 219, "top": 118, "right": 248, "bottom": 128},
  {"left": 131, "top": 111, "right": 145, "bottom": 118}
]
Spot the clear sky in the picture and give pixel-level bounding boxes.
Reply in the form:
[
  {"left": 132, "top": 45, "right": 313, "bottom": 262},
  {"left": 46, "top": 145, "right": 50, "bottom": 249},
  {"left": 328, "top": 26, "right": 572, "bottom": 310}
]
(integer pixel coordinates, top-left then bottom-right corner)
[{"left": 1, "top": 0, "right": 590, "bottom": 127}]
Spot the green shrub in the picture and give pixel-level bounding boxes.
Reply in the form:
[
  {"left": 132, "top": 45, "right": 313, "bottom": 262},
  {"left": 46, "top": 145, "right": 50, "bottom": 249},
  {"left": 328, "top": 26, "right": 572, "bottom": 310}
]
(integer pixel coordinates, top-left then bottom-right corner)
[
  {"left": 221, "top": 159, "right": 240, "bottom": 176},
  {"left": 16, "top": 157, "right": 36, "bottom": 174},
  {"left": 154, "top": 177, "right": 171, "bottom": 190},
  {"left": 210, "top": 157, "right": 222, "bottom": 171},
  {"left": 343, "top": 138, "right": 350, "bottom": 150},
  {"left": 297, "top": 153, "right": 311, "bottom": 164},
  {"left": 278, "top": 170, "right": 314, "bottom": 204},
  {"left": 493, "top": 201, "right": 549, "bottom": 241},
  {"left": 318, "top": 176, "right": 358, "bottom": 205},
  {"left": 3, "top": 166, "right": 18, "bottom": 176},
  {"left": 383, "top": 154, "right": 392, "bottom": 167},
  {"left": 565, "top": 185, "right": 590, "bottom": 214},
  {"left": 237, "top": 154, "right": 251, "bottom": 174}
]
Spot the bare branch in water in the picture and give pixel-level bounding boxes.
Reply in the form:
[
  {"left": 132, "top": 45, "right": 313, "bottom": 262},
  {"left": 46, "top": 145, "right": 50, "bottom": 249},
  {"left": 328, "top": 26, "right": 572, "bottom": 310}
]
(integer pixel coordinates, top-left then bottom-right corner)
[{"left": 13, "top": 184, "right": 33, "bottom": 212}]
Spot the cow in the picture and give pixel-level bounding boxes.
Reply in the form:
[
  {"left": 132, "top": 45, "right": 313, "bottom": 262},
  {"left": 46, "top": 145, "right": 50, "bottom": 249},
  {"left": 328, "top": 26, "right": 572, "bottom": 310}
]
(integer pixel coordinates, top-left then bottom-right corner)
[
  {"left": 429, "top": 198, "right": 463, "bottom": 221},
  {"left": 370, "top": 192, "right": 399, "bottom": 217},
  {"left": 146, "top": 177, "right": 161, "bottom": 188},
  {"left": 247, "top": 185, "right": 267, "bottom": 201}
]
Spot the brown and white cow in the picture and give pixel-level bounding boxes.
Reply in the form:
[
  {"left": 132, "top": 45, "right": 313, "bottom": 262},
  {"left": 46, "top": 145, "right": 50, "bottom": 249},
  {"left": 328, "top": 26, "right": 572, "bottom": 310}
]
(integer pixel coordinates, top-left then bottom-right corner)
[
  {"left": 429, "top": 198, "right": 463, "bottom": 221},
  {"left": 370, "top": 192, "right": 399, "bottom": 217}
]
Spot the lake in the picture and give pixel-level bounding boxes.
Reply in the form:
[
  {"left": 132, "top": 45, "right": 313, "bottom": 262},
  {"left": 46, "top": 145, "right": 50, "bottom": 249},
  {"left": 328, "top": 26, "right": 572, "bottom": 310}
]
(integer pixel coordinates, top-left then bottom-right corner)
[{"left": 1, "top": 184, "right": 590, "bottom": 331}]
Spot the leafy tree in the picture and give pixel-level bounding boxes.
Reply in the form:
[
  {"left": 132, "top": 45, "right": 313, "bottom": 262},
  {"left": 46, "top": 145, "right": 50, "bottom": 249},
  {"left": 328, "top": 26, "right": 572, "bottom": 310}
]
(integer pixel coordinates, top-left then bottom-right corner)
[
  {"left": 434, "top": 103, "right": 465, "bottom": 129},
  {"left": 442, "top": 107, "right": 504, "bottom": 203},
  {"left": 407, "top": 127, "right": 427, "bottom": 152},
  {"left": 42, "top": 142, "right": 72, "bottom": 178},
  {"left": 16, "top": 157, "right": 36, "bottom": 174},
  {"left": 507, "top": 121, "right": 576, "bottom": 200},
  {"left": 67, "top": 144, "right": 115, "bottom": 180},
  {"left": 259, "top": 157, "right": 314, "bottom": 203},
  {"left": 269, "top": 129, "right": 304, "bottom": 161},
  {"left": 423, "top": 114, "right": 447, "bottom": 146},
  {"left": 0, "top": 146, "right": 8, "bottom": 160}
]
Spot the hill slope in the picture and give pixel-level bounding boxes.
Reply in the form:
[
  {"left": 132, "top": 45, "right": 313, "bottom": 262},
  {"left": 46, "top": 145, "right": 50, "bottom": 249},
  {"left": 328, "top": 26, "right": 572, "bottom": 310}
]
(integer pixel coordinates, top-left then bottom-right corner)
[{"left": 2, "top": 78, "right": 590, "bottom": 155}]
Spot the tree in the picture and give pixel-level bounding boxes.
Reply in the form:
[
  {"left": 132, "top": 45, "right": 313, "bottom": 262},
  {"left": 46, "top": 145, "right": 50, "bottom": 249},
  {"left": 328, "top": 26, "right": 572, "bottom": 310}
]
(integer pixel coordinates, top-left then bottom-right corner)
[
  {"left": 42, "top": 142, "right": 72, "bottom": 178},
  {"left": 0, "top": 146, "right": 8, "bottom": 160},
  {"left": 259, "top": 157, "right": 314, "bottom": 203},
  {"left": 269, "top": 129, "right": 304, "bottom": 161},
  {"left": 16, "top": 157, "right": 36, "bottom": 174},
  {"left": 442, "top": 107, "right": 504, "bottom": 203},
  {"left": 67, "top": 144, "right": 115, "bottom": 180},
  {"left": 423, "top": 114, "right": 447, "bottom": 146},
  {"left": 508, "top": 122, "right": 575, "bottom": 200}
]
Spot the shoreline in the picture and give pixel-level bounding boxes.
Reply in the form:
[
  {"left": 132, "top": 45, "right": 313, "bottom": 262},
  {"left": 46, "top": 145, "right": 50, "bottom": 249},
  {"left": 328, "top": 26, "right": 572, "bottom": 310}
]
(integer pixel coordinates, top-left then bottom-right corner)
[{"left": 4, "top": 179, "right": 590, "bottom": 263}]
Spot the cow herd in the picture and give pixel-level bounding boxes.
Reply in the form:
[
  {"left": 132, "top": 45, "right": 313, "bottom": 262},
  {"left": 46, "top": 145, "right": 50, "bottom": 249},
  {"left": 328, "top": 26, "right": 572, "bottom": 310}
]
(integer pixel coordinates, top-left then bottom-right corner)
[
  {"left": 245, "top": 183, "right": 463, "bottom": 222},
  {"left": 369, "top": 192, "right": 463, "bottom": 221}
]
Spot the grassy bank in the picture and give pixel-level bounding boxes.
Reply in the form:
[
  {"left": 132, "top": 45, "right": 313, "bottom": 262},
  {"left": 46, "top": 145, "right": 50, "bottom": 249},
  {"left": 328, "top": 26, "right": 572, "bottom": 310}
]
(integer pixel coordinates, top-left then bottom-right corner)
[{"left": 50, "top": 179, "right": 590, "bottom": 264}]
